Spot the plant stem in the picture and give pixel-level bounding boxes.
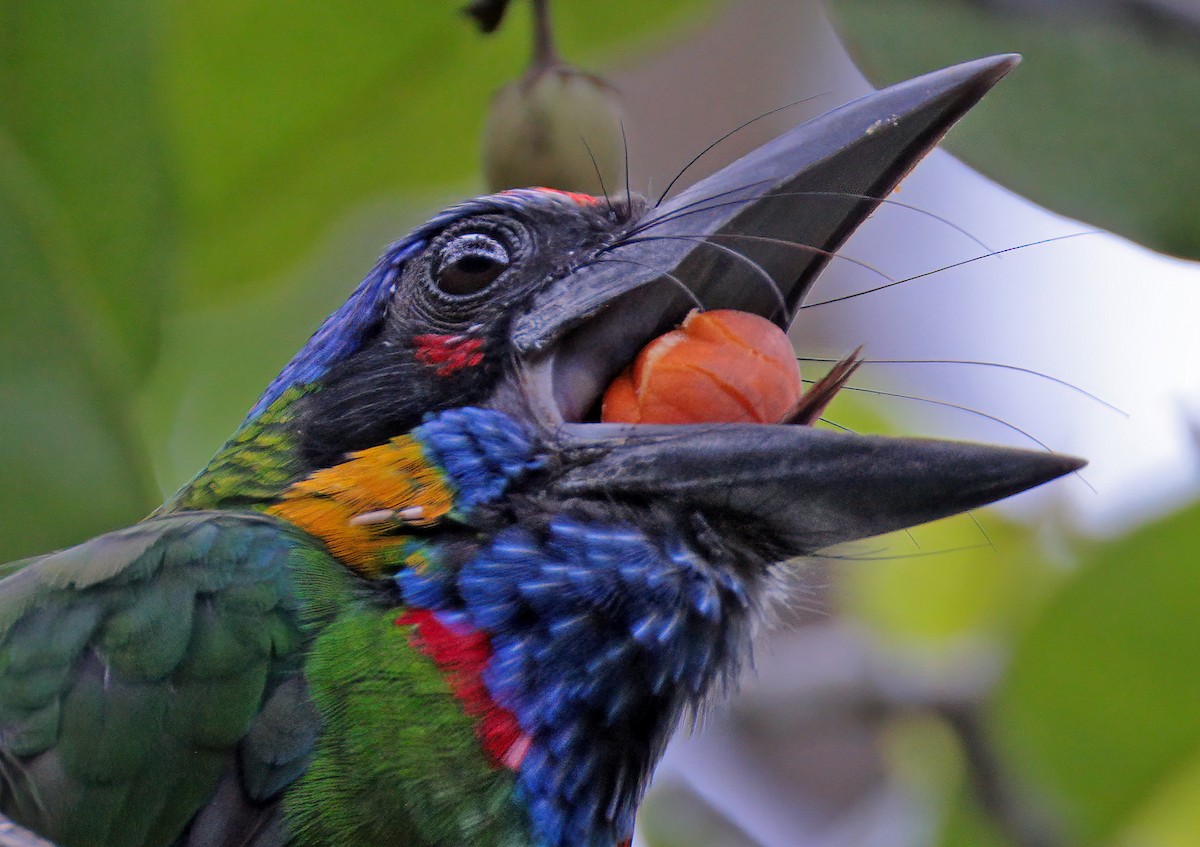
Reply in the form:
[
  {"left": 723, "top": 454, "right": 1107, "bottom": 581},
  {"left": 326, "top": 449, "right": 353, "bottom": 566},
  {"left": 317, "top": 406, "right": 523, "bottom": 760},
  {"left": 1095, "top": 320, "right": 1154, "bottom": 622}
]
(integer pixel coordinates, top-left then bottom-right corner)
[{"left": 530, "top": 0, "right": 560, "bottom": 69}]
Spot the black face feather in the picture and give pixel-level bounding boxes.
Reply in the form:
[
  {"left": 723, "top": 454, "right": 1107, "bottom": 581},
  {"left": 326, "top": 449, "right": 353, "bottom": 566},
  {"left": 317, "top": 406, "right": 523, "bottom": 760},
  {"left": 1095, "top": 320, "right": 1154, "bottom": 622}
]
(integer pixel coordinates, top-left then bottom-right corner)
[{"left": 297, "top": 194, "right": 643, "bottom": 468}]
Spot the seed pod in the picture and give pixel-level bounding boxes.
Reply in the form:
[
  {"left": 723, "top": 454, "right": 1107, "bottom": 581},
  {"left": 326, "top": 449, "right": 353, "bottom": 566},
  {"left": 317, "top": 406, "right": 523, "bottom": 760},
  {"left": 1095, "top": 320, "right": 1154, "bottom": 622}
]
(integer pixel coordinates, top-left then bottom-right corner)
[
  {"left": 464, "top": 0, "right": 514, "bottom": 33},
  {"left": 601, "top": 309, "right": 803, "bottom": 425},
  {"left": 482, "top": 62, "right": 626, "bottom": 194}
]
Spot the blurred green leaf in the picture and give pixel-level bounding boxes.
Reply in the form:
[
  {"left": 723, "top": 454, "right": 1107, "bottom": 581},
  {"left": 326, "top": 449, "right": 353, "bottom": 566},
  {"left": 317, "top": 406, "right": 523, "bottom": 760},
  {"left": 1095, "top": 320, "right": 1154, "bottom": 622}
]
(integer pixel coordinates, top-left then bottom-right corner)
[
  {"left": 938, "top": 787, "right": 1012, "bottom": 847},
  {"left": 0, "top": 170, "right": 157, "bottom": 559},
  {"left": 885, "top": 713, "right": 967, "bottom": 809},
  {"left": 0, "top": 0, "right": 171, "bottom": 558},
  {"left": 1116, "top": 748, "right": 1200, "bottom": 847},
  {"left": 838, "top": 513, "right": 1057, "bottom": 643},
  {"left": 0, "top": 0, "right": 173, "bottom": 379},
  {"left": 995, "top": 501, "right": 1200, "bottom": 843},
  {"left": 640, "top": 786, "right": 761, "bottom": 847},
  {"left": 161, "top": 0, "right": 710, "bottom": 304},
  {"left": 0, "top": 0, "right": 712, "bottom": 556},
  {"left": 826, "top": 0, "right": 1200, "bottom": 259}
]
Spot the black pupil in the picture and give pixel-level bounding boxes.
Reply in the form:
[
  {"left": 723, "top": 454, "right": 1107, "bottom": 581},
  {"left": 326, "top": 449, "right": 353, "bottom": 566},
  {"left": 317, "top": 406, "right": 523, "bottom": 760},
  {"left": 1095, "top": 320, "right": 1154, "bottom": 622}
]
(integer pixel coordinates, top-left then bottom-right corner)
[
  {"left": 436, "top": 234, "right": 510, "bottom": 295},
  {"left": 455, "top": 254, "right": 497, "bottom": 274}
]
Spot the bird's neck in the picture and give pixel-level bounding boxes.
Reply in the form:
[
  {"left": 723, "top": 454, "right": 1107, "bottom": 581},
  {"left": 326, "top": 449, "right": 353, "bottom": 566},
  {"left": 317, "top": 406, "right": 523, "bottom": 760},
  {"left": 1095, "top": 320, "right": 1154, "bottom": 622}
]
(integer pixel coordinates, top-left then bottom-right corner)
[
  {"left": 264, "top": 432, "right": 459, "bottom": 578},
  {"left": 160, "top": 396, "right": 470, "bottom": 586},
  {"left": 157, "top": 388, "right": 310, "bottom": 516}
]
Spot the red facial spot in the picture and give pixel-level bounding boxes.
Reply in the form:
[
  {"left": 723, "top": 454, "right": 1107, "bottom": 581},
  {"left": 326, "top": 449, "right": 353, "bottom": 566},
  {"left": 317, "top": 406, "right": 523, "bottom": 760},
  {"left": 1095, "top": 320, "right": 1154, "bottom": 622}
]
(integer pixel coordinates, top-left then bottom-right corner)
[
  {"left": 397, "top": 609, "right": 530, "bottom": 769},
  {"left": 413, "top": 334, "right": 486, "bottom": 376}
]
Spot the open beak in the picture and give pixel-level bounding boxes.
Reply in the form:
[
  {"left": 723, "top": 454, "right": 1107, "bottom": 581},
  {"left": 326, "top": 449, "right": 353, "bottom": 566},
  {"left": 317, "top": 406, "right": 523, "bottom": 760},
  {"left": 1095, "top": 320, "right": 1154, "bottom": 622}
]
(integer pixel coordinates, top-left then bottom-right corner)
[{"left": 510, "top": 54, "right": 1085, "bottom": 552}]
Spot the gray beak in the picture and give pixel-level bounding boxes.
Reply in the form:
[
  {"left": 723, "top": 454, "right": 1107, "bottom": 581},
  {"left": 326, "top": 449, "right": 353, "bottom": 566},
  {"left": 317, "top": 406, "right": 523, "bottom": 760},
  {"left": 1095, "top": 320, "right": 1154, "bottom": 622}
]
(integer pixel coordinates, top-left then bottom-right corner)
[
  {"left": 512, "top": 54, "right": 1084, "bottom": 550},
  {"left": 552, "top": 423, "right": 1083, "bottom": 552}
]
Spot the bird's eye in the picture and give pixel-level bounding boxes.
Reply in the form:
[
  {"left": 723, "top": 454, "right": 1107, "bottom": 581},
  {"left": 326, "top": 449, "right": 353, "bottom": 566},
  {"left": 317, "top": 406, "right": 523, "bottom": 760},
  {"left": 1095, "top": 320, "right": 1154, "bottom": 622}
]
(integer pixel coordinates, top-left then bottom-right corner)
[{"left": 433, "top": 233, "right": 511, "bottom": 296}]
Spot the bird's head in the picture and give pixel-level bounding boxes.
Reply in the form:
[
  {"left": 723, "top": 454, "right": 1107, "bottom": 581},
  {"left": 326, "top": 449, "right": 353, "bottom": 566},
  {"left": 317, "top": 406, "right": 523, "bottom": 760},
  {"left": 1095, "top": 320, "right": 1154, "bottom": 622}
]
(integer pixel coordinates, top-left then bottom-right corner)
[
  {"left": 246, "top": 53, "right": 1079, "bottom": 555},
  {"left": 281, "top": 187, "right": 639, "bottom": 468}
]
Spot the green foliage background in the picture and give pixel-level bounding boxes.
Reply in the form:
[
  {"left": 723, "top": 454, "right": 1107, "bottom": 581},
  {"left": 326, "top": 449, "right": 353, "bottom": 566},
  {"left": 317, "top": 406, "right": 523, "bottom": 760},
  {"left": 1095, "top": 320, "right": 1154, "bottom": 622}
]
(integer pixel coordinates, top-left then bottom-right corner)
[
  {"left": 824, "top": 3, "right": 1200, "bottom": 846},
  {"left": 3, "top": 2, "right": 1200, "bottom": 847},
  {"left": 829, "top": 0, "right": 1200, "bottom": 261}
]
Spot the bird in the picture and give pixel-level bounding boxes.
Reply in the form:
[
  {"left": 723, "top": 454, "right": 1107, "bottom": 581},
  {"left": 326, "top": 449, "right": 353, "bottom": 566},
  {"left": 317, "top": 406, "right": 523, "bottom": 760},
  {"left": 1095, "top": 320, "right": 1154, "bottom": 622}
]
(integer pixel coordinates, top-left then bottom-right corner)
[{"left": 0, "top": 55, "right": 1081, "bottom": 847}]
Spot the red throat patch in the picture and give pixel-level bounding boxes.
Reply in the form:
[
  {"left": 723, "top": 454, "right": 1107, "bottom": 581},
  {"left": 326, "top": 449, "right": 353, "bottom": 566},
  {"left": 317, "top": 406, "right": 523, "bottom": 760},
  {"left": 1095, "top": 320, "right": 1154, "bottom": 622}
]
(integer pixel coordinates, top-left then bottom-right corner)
[{"left": 397, "top": 609, "right": 530, "bottom": 770}]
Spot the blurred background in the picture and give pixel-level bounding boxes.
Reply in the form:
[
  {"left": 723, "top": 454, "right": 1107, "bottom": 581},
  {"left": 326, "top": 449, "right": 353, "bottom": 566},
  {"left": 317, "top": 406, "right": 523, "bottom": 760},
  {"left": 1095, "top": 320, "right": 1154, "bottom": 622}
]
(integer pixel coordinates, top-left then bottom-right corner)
[{"left": 3, "top": 0, "right": 1200, "bottom": 845}]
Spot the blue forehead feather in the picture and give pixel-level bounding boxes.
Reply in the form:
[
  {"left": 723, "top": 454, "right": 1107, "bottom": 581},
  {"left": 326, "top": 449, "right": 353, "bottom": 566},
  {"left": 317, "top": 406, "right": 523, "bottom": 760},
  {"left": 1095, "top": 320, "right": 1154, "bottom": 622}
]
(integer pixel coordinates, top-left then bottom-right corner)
[
  {"left": 246, "top": 237, "right": 422, "bottom": 420},
  {"left": 245, "top": 189, "right": 596, "bottom": 421}
]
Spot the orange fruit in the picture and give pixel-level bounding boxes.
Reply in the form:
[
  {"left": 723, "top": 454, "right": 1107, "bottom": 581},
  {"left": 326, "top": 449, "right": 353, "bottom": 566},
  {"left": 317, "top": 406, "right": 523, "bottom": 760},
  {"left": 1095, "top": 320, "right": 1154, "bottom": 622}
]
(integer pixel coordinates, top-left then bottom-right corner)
[{"left": 600, "top": 309, "right": 802, "bottom": 424}]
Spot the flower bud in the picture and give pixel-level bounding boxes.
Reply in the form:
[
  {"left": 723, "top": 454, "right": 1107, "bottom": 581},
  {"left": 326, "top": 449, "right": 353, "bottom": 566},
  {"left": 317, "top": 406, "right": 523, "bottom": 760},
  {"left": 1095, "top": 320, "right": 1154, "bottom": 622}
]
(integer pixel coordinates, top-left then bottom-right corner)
[{"left": 483, "top": 63, "right": 625, "bottom": 194}]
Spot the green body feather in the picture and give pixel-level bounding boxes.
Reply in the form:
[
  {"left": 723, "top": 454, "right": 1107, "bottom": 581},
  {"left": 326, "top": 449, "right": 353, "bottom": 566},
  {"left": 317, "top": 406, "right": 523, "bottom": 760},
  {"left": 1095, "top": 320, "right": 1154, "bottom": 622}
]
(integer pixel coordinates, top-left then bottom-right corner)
[
  {"left": 284, "top": 607, "right": 526, "bottom": 847},
  {"left": 162, "top": 391, "right": 306, "bottom": 515},
  {"left": 0, "top": 399, "right": 526, "bottom": 846},
  {"left": 0, "top": 512, "right": 322, "bottom": 847}
]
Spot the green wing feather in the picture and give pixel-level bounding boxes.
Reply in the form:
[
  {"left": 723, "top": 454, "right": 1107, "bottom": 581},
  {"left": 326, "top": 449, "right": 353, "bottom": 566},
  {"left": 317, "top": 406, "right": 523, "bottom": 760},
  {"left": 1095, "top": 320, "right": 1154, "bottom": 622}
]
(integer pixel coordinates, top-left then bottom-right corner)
[{"left": 0, "top": 512, "right": 324, "bottom": 847}]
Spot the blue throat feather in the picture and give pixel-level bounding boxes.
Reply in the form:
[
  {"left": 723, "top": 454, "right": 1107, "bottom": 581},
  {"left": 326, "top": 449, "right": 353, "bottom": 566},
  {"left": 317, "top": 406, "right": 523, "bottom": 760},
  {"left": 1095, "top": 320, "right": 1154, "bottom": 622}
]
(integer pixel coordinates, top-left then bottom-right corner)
[{"left": 403, "top": 408, "right": 756, "bottom": 847}]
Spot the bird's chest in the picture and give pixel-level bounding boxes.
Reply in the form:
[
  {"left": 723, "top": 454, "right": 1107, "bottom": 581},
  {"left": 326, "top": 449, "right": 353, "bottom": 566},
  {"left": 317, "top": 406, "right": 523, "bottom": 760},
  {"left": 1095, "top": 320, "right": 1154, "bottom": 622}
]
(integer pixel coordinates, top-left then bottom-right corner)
[
  {"left": 268, "top": 412, "right": 754, "bottom": 846},
  {"left": 281, "top": 605, "right": 532, "bottom": 847},
  {"left": 390, "top": 516, "right": 754, "bottom": 847},
  {"left": 281, "top": 516, "right": 750, "bottom": 847}
]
